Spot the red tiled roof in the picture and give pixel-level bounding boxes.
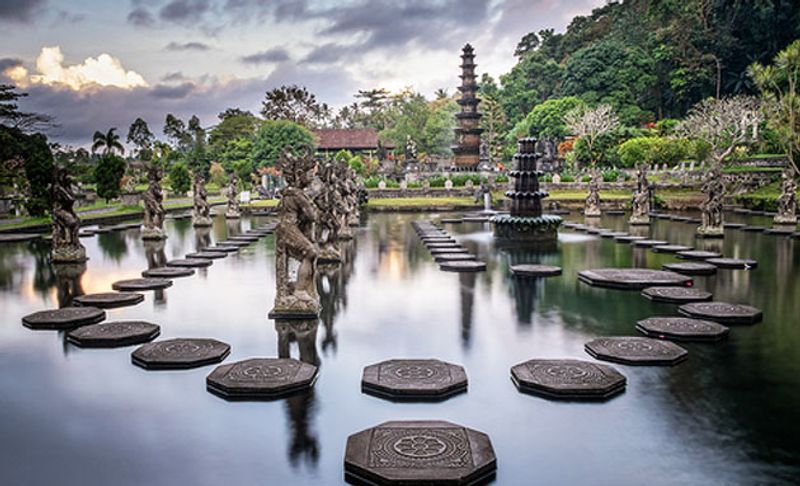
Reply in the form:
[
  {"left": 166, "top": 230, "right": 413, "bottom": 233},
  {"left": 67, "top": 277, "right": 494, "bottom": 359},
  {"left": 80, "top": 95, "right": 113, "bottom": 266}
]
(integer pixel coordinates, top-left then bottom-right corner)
[{"left": 313, "top": 129, "right": 395, "bottom": 150}]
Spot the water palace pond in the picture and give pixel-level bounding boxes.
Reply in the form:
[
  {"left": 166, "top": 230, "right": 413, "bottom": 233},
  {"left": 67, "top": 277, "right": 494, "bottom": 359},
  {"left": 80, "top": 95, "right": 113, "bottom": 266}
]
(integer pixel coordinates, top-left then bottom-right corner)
[{"left": 1, "top": 211, "right": 799, "bottom": 485}]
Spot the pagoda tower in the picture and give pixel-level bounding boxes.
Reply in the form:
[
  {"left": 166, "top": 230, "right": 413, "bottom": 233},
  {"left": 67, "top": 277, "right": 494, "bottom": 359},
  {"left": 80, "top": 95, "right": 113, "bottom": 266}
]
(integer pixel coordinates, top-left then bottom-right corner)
[{"left": 452, "top": 44, "right": 483, "bottom": 169}]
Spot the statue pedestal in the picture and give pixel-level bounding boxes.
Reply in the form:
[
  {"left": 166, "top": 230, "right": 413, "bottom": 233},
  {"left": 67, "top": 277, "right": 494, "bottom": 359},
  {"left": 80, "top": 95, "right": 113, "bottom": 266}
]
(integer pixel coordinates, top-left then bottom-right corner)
[
  {"left": 268, "top": 307, "right": 320, "bottom": 320},
  {"left": 141, "top": 226, "right": 167, "bottom": 240},
  {"left": 773, "top": 214, "right": 797, "bottom": 225},
  {"left": 52, "top": 244, "right": 88, "bottom": 263},
  {"left": 225, "top": 211, "right": 241, "bottom": 220},
  {"left": 192, "top": 215, "right": 213, "bottom": 227},
  {"left": 696, "top": 225, "right": 724, "bottom": 238},
  {"left": 628, "top": 215, "right": 651, "bottom": 226}
]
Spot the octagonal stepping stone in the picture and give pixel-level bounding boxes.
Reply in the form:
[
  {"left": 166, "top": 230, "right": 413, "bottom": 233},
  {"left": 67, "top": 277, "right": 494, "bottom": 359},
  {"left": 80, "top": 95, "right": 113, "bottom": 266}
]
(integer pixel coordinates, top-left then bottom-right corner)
[
  {"left": 723, "top": 222, "right": 746, "bottom": 229},
  {"left": 207, "top": 358, "right": 317, "bottom": 400},
  {"left": 510, "top": 264, "right": 562, "bottom": 277},
  {"left": 217, "top": 240, "right": 250, "bottom": 247},
  {"left": 166, "top": 258, "right": 212, "bottom": 268},
  {"left": 510, "top": 358, "right": 626, "bottom": 400},
  {"left": 573, "top": 225, "right": 589, "bottom": 232},
  {"left": 677, "top": 250, "right": 722, "bottom": 260},
  {"left": 227, "top": 235, "right": 259, "bottom": 242},
  {"left": 0, "top": 233, "right": 42, "bottom": 243},
  {"left": 344, "top": 420, "right": 496, "bottom": 486},
  {"left": 585, "top": 227, "right": 607, "bottom": 235},
  {"left": 678, "top": 302, "right": 763, "bottom": 324},
  {"left": 132, "top": 338, "right": 230, "bottom": 370},
  {"left": 206, "top": 245, "right": 239, "bottom": 253},
  {"left": 705, "top": 257, "right": 757, "bottom": 269},
  {"left": 434, "top": 253, "right": 476, "bottom": 263},
  {"left": 78, "top": 229, "right": 96, "bottom": 237},
  {"left": 93, "top": 227, "right": 112, "bottom": 234},
  {"left": 73, "top": 292, "right": 144, "bottom": 309},
  {"left": 112, "top": 278, "right": 172, "bottom": 291},
  {"left": 561, "top": 222, "right": 578, "bottom": 228},
  {"left": 440, "top": 261, "right": 486, "bottom": 273},
  {"left": 632, "top": 239, "right": 669, "bottom": 247},
  {"left": 741, "top": 226, "right": 766, "bottom": 232},
  {"left": 440, "top": 218, "right": 462, "bottom": 224},
  {"left": 67, "top": 321, "right": 160, "bottom": 347},
  {"left": 22, "top": 307, "right": 106, "bottom": 330},
  {"left": 429, "top": 247, "right": 468, "bottom": 255},
  {"left": 462, "top": 216, "right": 489, "bottom": 223},
  {"left": 421, "top": 236, "right": 454, "bottom": 241},
  {"left": 636, "top": 317, "right": 729, "bottom": 342},
  {"left": 672, "top": 216, "right": 691, "bottom": 222},
  {"left": 641, "top": 286, "right": 712, "bottom": 303},
  {"left": 652, "top": 244, "right": 693, "bottom": 253},
  {"left": 662, "top": 262, "right": 717, "bottom": 276},
  {"left": 764, "top": 227, "right": 796, "bottom": 235},
  {"left": 600, "top": 231, "right": 627, "bottom": 239},
  {"left": 361, "top": 359, "right": 467, "bottom": 401},
  {"left": 578, "top": 268, "right": 692, "bottom": 290},
  {"left": 426, "top": 242, "right": 460, "bottom": 249},
  {"left": 185, "top": 251, "right": 228, "bottom": 260},
  {"left": 614, "top": 235, "right": 645, "bottom": 243},
  {"left": 142, "top": 267, "right": 195, "bottom": 278},
  {"left": 606, "top": 210, "right": 625, "bottom": 216},
  {"left": 585, "top": 337, "right": 688, "bottom": 366}
]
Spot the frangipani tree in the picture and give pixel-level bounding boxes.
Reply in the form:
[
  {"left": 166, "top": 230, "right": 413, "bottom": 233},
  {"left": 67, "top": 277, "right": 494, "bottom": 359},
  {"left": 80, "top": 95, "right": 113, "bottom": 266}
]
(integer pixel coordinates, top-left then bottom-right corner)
[{"left": 564, "top": 104, "right": 619, "bottom": 168}]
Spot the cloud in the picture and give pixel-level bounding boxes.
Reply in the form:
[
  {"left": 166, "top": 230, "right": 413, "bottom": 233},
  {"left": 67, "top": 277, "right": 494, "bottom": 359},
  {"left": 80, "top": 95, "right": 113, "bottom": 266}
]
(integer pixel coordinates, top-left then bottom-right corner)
[
  {"left": 159, "top": 0, "right": 211, "bottom": 24},
  {"left": 127, "top": 7, "right": 155, "bottom": 27},
  {"left": 52, "top": 9, "right": 86, "bottom": 25},
  {"left": 165, "top": 41, "right": 212, "bottom": 51},
  {"left": 0, "top": 0, "right": 47, "bottom": 23},
  {"left": 15, "top": 47, "right": 149, "bottom": 91},
  {"left": 150, "top": 82, "right": 196, "bottom": 99},
  {"left": 301, "top": 43, "right": 354, "bottom": 65},
  {"left": 224, "top": 0, "right": 309, "bottom": 22},
  {"left": 0, "top": 58, "right": 24, "bottom": 72},
  {"left": 240, "top": 48, "right": 291, "bottom": 65},
  {"left": 161, "top": 71, "right": 188, "bottom": 82}
]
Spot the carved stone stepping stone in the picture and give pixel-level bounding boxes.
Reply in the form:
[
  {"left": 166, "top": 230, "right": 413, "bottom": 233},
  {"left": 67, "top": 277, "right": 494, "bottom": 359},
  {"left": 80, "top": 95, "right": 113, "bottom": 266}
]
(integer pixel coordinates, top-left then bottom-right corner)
[
  {"left": 185, "top": 251, "right": 228, "bottom": 260},
  {"left": 421, "top": 236, "right": 454, "bottom": 242},
  {"left": 440, "top": 218, "right": 463, "bottom": 224},
  {"left": 652, "top": 244, "right": 693, "bottom": 253},
  {"left": 672, "top": 216, "right": 691, "bottom": 222},
  {"left": 510, "top": 358, "right": 626, "bottom": 400},
  {"left": 22, "top": 307, "right": 106, "bottom": 330},
  {"left": 78, "top": 229, "right": 96, "bottom": 237},
  {"left": 426, "top": 244, "right": 460, "bottom": 251},
  {"left": 217, "top": 240, "right": 250, "bottom": 247},
  {"left": 677, "top": 250, "right": 722, "bottom": 260},
  {"left": 462, "top": 216, "right": 489, "bottom": 222},
  {"left": 578, "top": 268, "right": 692, "bottom": 290},
  {"left": 434, "top": 253, "right": 476, "bottom": 262},
  {"left": 631, "top": 239, "right": 669, "bottom": 247},
  {"left": 705, "top": 257, "right": 757, "bottom": 269},
  {"left": 132, "top": 338, "right": 230, "bottom": 370},
  {"left": 142, "top": 267, "right": 195, "bottom": 278},
  {"left": 723, "top": 222, "right": 746, "bottom": 229},
  {"left": 73, "top": 292, "right": 144, "bottom": 309},
  {"left": 429, "top": 247, "right": 468, "bottom": 255},
  {"left": 439, "top": 261, "right": 486, "bottom": 272},
  {"left": 585, "top": 227, "right": 608, "bottom": 235},
  {"left": 741, "top": 226, "right": 766, "bottom": 232},
  {"left": 227, "top": 235, "right": 259, "bottom": 242},
  {"left": 636, "top": 317, "right": 729, "bottom": 342},
  {"left": 573, "top": 225, "right": 589, "bottom": 232},
  {"left": 112, "top": 278, "right": 172, "bottom": 291},
  {"left": 662, "top": 262, "right": 717, "bottom": 276},
  {"left": 510, "top": 264, "right": 562, "bottom": 277},
  {"left": 0, "top": 233, "right": 41, "bottom": 243},
  {"left": 94, "top": 226, "right": 113, "bottom": 234},
  {"left": 764, "top": 227, "right": 796, "bottom": 235},
  {"left": 246, "top": 229, "right": 272, "bottom": 236},
  {"left": 67, "top": 321, "right": 160, "bottom": 347},
  {"left": 206, "top": 245, "right": 239, "bottom": 253},
  {"left": 206, "top": 358, "right": 317, "bottom": 400},
  {"left": 166, "top": 258, "right": 212, "bottom": 268},
  {"left": 606, "top": 210, "right": 625, "bottom": 215},
  {"left": 344, "top": 420, "right": 496, "bottom": 486},
  {"left": 600, "top": 231, "right": 627, "bottom": 239},
  {"left": 561, "top": 222, "right": 578, "bottom": 228},
  {"left": 641, "top": 286, "right": 712, "bottom": 303},
  {"left": 678, "top": 302, "right": 763, "bottom": 324},
  {"left": 585, "top": 337, "right": 688, "bottom": 366},
  {"left": 684, "top": 218, "right": 702, "bottom": 224},
  {"left": 614, "top": 235, "right": 645, "bottom": 243},
  {"left": 361, "top": 359, "right": 467, "bottom": 400}
]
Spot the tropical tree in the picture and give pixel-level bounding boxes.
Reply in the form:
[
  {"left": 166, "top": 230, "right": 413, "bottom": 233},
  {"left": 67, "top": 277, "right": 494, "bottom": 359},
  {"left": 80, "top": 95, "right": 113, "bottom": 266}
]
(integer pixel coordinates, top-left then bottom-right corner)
[
  {"left": 261, "top": 85, "right": 330, "bottom": 127},
  {"left": 167, "top": 161, "right": 191, "bottom": 195},
  {"left": 510, "top": 96, "right": 585, "bottom": 141},
  {"left": 479, "top": 95, "right": 509, "bottom": 164},
  {"left": 564, "top": 104, "right": 619, "bottom": 168},
  {"left": 163, "top": 114, "right": 191, "bottom": 151},
  {"left": 91, "top": 128, "right": 124, "bottom": 156},
  {"left": 0, "top": 125, "right": 54, "bottom": 215},
  {"left": 250, "top": 120, "right": 315, "bottom": 168},
  {"left": 127, "top": 118, "right": 155, "bottom": 161},
  {"left": 94, "top": 154, "right": 126, "bottom": 202}
]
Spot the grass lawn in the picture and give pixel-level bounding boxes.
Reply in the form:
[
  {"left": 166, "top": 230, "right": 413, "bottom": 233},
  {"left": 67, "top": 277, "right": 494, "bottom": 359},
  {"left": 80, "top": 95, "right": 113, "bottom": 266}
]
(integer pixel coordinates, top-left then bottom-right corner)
[{"left": 368, "top": 197, "right": 476, "bottom": 207}]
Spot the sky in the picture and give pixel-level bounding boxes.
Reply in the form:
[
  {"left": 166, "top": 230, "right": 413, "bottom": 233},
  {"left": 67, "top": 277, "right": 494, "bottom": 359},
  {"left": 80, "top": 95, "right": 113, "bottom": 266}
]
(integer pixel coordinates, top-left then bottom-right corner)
[{"left": 0, "top": 0, "right": 606, "bottom": 145}]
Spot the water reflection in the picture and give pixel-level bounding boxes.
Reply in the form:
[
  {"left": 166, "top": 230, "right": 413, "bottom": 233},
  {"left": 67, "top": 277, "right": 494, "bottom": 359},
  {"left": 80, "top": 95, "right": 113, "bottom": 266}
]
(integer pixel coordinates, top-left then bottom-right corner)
[
  {"left": 317, "top": 240, "right": 357, "bottom": 355},
  {"left": 194, "top": 226, "right": 212, "bottom": 251},
  {"left": 143, "top": 239, "right": 168, "bottom": 305},
  {"left": 458, "top": 272, "right": 476, "bottom": 349},
  {"left": 54, "top": 262, "right": 86, "bottom": 308},
  {"left": 97, "top": 231, "right": 128, "bottom": 261}
]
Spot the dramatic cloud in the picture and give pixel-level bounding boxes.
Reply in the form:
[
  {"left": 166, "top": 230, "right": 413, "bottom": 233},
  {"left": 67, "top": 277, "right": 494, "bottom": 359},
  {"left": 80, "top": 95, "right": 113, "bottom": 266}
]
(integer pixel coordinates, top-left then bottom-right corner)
[
  {"left": 150, "top": 82, "right": 195, "bottom": 99},
  {"left": 127, "top": 7, "right": 155, "bottom": 27},
  {"left": 0, "top": 0, "right": 47, "bottom": 23},
  {"left": 15, "top": 47, "right": 149, "bottom": 91},
  {"left": 159, "top": 0, "right": 211, "bottom": 24},
  {"left": 165, "top": 41, "right": 211, "bottom": 51},
  {"left": 301, "top": 44, "right": 353, "bottom": 65},
  {"left": 240, "top": 48, "right": 291, "bottom": 65},
  {"left": 161, "top": 71, "right": 188, "bottom": 82}
]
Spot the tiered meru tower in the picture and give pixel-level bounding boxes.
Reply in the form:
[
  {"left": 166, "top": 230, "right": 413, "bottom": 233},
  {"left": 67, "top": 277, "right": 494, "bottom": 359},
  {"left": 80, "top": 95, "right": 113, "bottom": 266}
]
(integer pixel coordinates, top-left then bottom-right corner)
[
  {"left": 491, "top": 138, "right": 562, "bottom": 243},
  {"left": 452, "top": 44, "right": 483, "bottom": 169}
]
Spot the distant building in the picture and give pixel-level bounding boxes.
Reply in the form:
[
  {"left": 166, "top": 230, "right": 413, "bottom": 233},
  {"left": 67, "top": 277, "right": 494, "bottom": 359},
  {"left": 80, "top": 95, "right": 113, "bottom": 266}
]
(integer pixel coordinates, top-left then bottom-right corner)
[{"left": 313, "top": 129, "right": 395, "bottom": 157}]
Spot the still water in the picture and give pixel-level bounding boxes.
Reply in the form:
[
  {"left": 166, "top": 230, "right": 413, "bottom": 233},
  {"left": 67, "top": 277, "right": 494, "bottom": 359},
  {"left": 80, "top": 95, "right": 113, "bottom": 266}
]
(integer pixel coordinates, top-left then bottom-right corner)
[{"left": 0, "top": 212, "right": 798, "bottom": 485}]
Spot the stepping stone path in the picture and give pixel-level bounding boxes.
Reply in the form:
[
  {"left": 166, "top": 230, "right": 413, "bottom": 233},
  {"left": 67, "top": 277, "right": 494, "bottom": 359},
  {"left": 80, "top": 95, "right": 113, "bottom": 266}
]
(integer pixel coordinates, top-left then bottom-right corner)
[
  {"left": 585, "top": 337, "right": 688, "bottom": 366},
  {"left": 510, "top": 358, "right": 626, "bottom": 400},
  {"left": 218, "top": 240, "right": 250, "bottom": 247},
  {"left": 22, "top": 307, "right": 106, "bottom": 330},
  {"left": 205, "top": 245, "right": 239, "bottom": 253},
  {"left": 434, "top": 253, "right": 476, "bottom": 262},
  {"left": 705, "top": 257, "right": 758, "bottom": 269},
  {"left": 166, "top": 258, "right": 212, "bottom": 268},
  {"left": 600, "top": 232, "right": 627, "bottom": 239},
  {"left": 764, "top": 227, "right": 795, "bottom": 235},
  {"left": 426, "top": 242, "right": 461, "bottom": 249},
  {"left": 677, "top": 250, "right": 722, "bottom": 260},
  {"left": 344, "top": 420, "right": 496, "bottom": 486},
  {"left": 0, "top": 233, "right": 42, "bottom": 243},
  {"left": 413, "top": 220, "right": 486, "bottom": 273},
  {"left": 207, "top": 358, "right": 318, "bottom": 400},
  {"left": 462, "top": 216, "right": 490, "bottom": 223},
  {"left": 652, "top": 244, "right": 693, "bottom": 253},
  {"left": 185, "top": 251, "right": 228, "bottom": 260},
  {"left": 578, "top": 268, "right": 692, "bottom": 290},
  {"left": 723, "top": 222, "right": 746, "bottom": 229},
  {"left": 510, "top": 264, "right": 562, "bottom": 277},
  {"left": 132, "top": 338, "right": 230, "bottom": 370},
  {"left": 632, "top": 239, "right": 669, "bottom": 247},
  {"left": 439, "top": 218, "right": 462, "bottom": 224},
  {"left": 74, "top": 292, "right": 145, "bottom": 309},
  {"left": 78, "top": 229, "right": 96, "bottom": 237},
  {"left": 228, "top": 235, "right": 259, "bottom": 242},
  {"left": 662, "top": 262, "right": 717, "bottom": 276},
  {"left": 678, "top": 302, "right": 763, "bottom": 324},
  {"left": 636, "top": 317, "right": 729, "bottom": 342},
  {"left": 641, "top": 286, "right": 712, "bottom": 303},
  {"left": 67, "top": 321, "right": 160, "bottom": 347},
  {"left": 361, "top": 359, "right": 467, "bottom": 401},
  {"left": 741, "top": 226, "right": 766, "bottom": 232},
  {"left": 112, "top": 278, "right": 172, "bottom": 291},
  {"left": 440, "top": 261, "right": 486, "bottom": 272},
  {"left": 429, "top": 247, "right": 469, "bottom": 255},
  {"left": 606, "top": 210, "right": 625, "bottom": 215},
  {"left": 142, "top": 267, "right": 195, "bottom": 278},
  {"left": 614, "top": 235, "right": 645, "bottom": 243}
]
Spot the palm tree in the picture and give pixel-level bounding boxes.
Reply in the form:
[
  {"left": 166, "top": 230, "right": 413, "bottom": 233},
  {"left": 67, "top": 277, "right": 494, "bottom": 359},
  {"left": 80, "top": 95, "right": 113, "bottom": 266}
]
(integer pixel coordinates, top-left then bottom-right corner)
[
  {"left": 434, "top": 88, "right": 449, "bottom": 100},
  {"left": 92, "top": 127, "right": 124, "bottom": 155}
]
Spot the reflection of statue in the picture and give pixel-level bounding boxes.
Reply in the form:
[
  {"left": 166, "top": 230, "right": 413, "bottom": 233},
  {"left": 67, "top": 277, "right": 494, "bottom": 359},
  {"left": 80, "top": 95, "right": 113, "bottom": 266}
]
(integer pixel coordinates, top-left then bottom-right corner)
[
  {"left": 584, "top": 167, "right": 601, "bottom": 217},
  {"left": 192, "top": 174, "right": 213, "bottom": 227},
  {"left": 51, "top": 167, "right": 87, "bottom": 263},
  {"left": 142, "top": 163, "right": 167, "bottom": 240},
  {"left": 629, "top": 165, "right": 650, "bottom": 225},
  {"left": 269, "top": 147, "right": 321, "bottom": 319},
  {"left": 225, "top": 172, "right": 241, "bottom": 219},
  {"left": 313, "top": 163, "right": 342, "bottom": 263},
  {"left": 144, "top": 239, "right": 168, "bottom": 304},
  {"left": 54, "top": 262, "right": 86, "bottom": 307},
  {"left": 276, "top": 319, "right": 320, "bottom": 366},
  {"left": 774, "top": 169, "right": 797, "bottom": 225},
  {"left": 698, "top": 166, "right": 724, "bottom": 237}
]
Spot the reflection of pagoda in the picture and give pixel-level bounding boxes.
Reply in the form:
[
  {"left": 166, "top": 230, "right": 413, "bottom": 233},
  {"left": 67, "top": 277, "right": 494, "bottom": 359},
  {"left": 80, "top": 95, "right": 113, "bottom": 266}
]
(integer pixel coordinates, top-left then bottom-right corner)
[{"left": 452, "top": 44, "right": 483, "bottom": 169}]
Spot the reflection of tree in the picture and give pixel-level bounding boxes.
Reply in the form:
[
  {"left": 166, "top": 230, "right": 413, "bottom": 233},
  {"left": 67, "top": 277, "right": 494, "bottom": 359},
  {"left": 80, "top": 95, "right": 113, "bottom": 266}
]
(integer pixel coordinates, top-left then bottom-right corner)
[
  {"left": 97, "top": 232, "right": 128, "bottom": 261},
  {"left": 54, "top": 262, "right": 86, "bottom": 307},
  {"left": 459, "top": 272, "right": 476, "bottom": 349},
  {"left": 0, "top": 244, "right": 26, "bottom": 290},
  {"left": 32, "top": 241, "right": 56, "bottom": 297}
]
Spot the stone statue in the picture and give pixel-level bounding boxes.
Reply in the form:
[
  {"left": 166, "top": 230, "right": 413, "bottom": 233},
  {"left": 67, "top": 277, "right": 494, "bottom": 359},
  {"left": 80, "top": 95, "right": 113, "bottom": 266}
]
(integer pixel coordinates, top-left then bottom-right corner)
[
  {"left": 225, "top": 172, "right": 241, "bottom": 219},
  {"left": 141, "top": 163, "right": 167, "bottom": 240},
  {"left": 313, "top": 162, "right": 342, "bottom": 263},
  {"left": 51, "top": 166, "right": 87, "bottom": 263},
  {"left": 336, "top": 164, "right": 354, "bottom": 240},
  {"left": 584, "top": 167, "right": 602, "bottom": 217},
  {"left": 629, "top": 165, "right": 650, "bottom": 225},
  {"left": 346, "top": 167, "right": 360, "bottom": 227},
  {"left": 192, "top": 174, "right": 213, "bottom": 227},
  {"left": 774, "top": 169, "right": 797, "bottom": 225},
  {"left": 698, "top": 166, "right": 725, "bottom": 237},
  {"left": 269, "top": 147, "right": 321, "bottom": 319}
]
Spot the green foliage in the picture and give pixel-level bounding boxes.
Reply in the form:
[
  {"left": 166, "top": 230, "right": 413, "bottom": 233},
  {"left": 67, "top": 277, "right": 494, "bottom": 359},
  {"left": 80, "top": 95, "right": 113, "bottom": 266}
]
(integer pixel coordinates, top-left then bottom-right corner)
[
  {"left": 0, "top": 125, "right": 54, "bottom": 216},
  {"left": 94, "top": 154, "right": 126, "bottom": 202},
  {"left": 498, "top": 51, "right": 564, "bottom": 125},
  {"left": 618, "top": 137, "right": 689, "bottom": 168},
  {"left": 601, "top": 168, "right": 622, "bottom": 182},
  {"left": 511, "top": 96, "right": 585, "bottom": 140},
  {"left": 250, "top": 120, "right": 315, "bottom": 168},
  {"left": 233, "top": 159, "right": 253, "bottom": 187},
  {"left": 167, "top": 162, "right": 191, "bottom": 195},
  {"left": 127, "top": 118, "right": 154, "bottom": 160},
  {"left": 363, "top": 176, "right": 380, "bottom": 188}
]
